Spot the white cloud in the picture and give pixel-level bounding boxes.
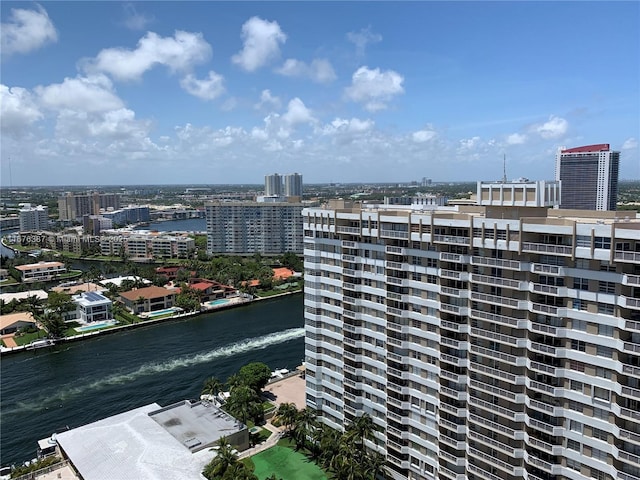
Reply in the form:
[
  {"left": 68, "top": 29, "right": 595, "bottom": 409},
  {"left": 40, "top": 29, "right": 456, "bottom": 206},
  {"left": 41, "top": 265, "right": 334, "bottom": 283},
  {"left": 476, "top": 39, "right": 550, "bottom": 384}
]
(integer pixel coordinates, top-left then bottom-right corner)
[
  {"left": 345, "top": 66, "right": 404, "bottom": 112},
  {"left": 254, "top": 89, "right": 282, "bottom": 110},
  {"left": 276, "top": 58, "right": 336, "bottom": 84},
  {"left": 232, "top": 17, "right": 286, "bottom": 72},
  {"left": 180, "top": 71, "right": 225, "bottom": 101},
  {"left": 83, "top": 31, "right": 212, "bottom": 81},
  {"left": 534, "top": 115, "right": 568, "bottom": 139},
  {"left": 0, "top": 85, "right": 43, "bottom": 134},
  {"left": 221, "top": 97, "right": 238, "bottom": 112},
  {"left": 412, "top": 128, "right": 437, "bottom": 143},
  {"left": 320, "top": 117, "right": 374, "bottom": 135},
  {"left": 458, "top": 136, "right": 481, "bottom": 152},
  {"left": 506, "top": 133, "right": 527, "bottom": 145},
  {"left": 121, "top": 3, "right": 154, "bottom": 31},
  {"left": 1, "top": 5, "right": 57, "bottom": 56},
  {"left": 251, "top": 127, "right": 269, "bottom": 141},
  {"left": 282, "top": 98, "right": 314, "bottom": 126},
  {"left": 346, "top": 26, "right": 382, "bottom": 58},
  {"left": 36, "top": 75, "right": 124, "bottom": 113},
  {"left": 622, "top": 137, "right": 638, "bottom": 150}
]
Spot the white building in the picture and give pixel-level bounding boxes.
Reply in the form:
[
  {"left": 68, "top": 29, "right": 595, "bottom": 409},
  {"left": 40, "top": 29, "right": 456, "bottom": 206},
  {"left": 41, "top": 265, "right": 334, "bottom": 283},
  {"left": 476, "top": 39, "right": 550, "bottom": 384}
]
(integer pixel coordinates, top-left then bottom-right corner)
[
  {"left": 555, "top": 144, "right": 620, "bottom": 211},
  {"left": 99, "top": 233, "right": 194, "bottom": 260},
  {"left": 15, "top": 262, "right": 66, "bottom": 283},
  {"left": 303, "top": 192, "right": 640, "bottom": 480},
  {"left": 205, "top": 201, "right": 304, "bottom": 254},
  {"left": 73, "top": 291, "right": 112, "bottom": 323},
  {"left": 19, "top": 204, "right": 49, "bottom": 232}
]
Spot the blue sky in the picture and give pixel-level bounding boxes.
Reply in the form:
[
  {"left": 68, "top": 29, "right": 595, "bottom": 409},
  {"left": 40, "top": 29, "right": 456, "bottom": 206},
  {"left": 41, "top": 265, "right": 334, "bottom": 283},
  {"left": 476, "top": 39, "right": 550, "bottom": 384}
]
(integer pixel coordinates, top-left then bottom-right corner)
[{"left": 1, "top": 1, "right": 638, "bottom": 186}]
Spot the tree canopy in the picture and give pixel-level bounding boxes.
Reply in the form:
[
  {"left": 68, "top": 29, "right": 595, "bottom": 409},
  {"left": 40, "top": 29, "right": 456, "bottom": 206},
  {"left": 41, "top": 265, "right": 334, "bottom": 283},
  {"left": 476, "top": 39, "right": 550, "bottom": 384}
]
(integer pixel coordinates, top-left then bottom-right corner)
[{"left": 237, "top": 362, "right": 272, "bottom": 393}]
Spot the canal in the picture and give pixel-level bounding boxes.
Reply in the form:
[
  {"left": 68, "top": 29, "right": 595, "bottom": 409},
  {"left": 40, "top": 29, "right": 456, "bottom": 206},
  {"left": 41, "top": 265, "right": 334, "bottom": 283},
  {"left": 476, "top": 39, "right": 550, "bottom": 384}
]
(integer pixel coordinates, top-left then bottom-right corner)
[{"left": 0, "top": 294, "right": 305, "bottom": 466}]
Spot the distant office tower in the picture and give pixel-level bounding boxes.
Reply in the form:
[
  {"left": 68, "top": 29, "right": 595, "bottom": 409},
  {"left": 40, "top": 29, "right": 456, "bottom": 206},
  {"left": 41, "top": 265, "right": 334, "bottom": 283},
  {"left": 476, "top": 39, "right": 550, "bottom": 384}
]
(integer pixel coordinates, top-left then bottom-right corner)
[
  {"left": 303, "top": 189, "right": 640, "bottom": 480},
  {"left": 58, "top": 192, "right": 120, "bottom": 221},
  {"left": 205, "top": 201, "right": 303, "bottom": 254},
  {"left": 265, "top": 174, "right": 282, "bottom": 196},
  {"left": 555, "top": 144, "right": 620, "bottom": 210},
  {"left": 284, "top": 173, "right": 303, "bottom": 197},
  {"left": 19, "top": 204, "right": 49, "bottom": 231}
]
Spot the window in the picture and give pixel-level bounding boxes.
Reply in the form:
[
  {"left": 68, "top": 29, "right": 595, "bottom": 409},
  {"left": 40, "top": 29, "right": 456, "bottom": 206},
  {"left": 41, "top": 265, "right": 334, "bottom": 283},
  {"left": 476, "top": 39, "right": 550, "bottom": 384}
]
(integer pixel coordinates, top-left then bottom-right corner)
[
  {"left": 598, "top": 324, "right": 614, "bottom": 337},
  {"left": 598, "top": 281, "right": 615, "bottom": 294},
  {"left": 592, "top": 427, "right": 608, "bottom": 441},
  {"left": 574, "top": 278, "right": 589, "bottom": 290},
  {"left": 575, "top": 258, "right": 590, "bottom": 269},
  {"left": 590, "top": 467, "right": 608, "bottom": 480},
  {"left": 568, "top": 400, "right": 584, "bottom": 413},
  {"left": 572, "top": 339, "right": 586, "bottom": 352},
  {"left": 570, "top": 420, "right": 583, "bottom": 433},
  {"left": 570, "top": 360, "right": 586, "bottom": 372},
  {"left": 570, "top": 380, "right": 585, "bottom": 393},
  {"left": 593, "top": 387, "right": 610, "bottom": 402},
  {"left": 567, "top": 439, "right": 581, "bottom": 452},
  {"left": 592, "top": 407, "right": 609, "bottom": 421},
  {"left": 597, "top": 303, "right": 615, "bottom": 315},
  {"left": 595, "top": 367, "right": 612, "bottom": 379},
  {"left": 573, "top": 319, "right": 587, "bottom": 331},
  {"left": 594, "top": 237, "right": 611, "bottom": 249},
  {"left": 573, "top": 299, "right": 588, "bottom": 311},
  {"left": 576, "top": 235, "right": 591, "bottom": 247},
  {"left": 596, "top": 346, "right": 613, "bottom": 358},
  {"left": 567, "top": 459, "right": 581, "bottom": 472},
  {"left": 591, "top": 448, "right": 607, "bottom": 462}
]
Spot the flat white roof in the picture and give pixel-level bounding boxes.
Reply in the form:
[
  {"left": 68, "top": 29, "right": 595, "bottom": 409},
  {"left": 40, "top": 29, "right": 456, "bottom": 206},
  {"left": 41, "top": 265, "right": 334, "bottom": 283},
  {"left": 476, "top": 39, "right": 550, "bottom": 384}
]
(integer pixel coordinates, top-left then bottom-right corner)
[
  {"left": 0, "top": 290, "right": 48, "bottom": 303},
  {"left": 56, "top": 403, "right": 212, "bottom": 480},
  {"left": 99, "top": 276, "right": 151, "bottom": 288}
]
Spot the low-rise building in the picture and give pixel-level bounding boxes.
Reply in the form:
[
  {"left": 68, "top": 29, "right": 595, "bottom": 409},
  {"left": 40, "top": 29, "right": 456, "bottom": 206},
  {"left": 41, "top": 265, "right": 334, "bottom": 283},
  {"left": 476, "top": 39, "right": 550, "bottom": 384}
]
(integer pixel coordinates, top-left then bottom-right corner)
[
  {"left": 0, "top": 311, "right": 37, "bottom": 335},
  {"left": 120, "top": 286, "right": 176, "bottom": 314},
  {"left": 73, "top": 291, "right": 113, "bottom": 323},
  {"left": 14, "top": 262, "right": 66, "bottom": 283}
]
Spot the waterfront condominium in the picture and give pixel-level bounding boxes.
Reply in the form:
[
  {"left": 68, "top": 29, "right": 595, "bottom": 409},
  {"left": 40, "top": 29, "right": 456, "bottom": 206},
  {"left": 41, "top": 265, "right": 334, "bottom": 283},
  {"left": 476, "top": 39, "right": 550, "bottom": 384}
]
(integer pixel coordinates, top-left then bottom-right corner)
[
  {"left": 58, "top": 192, "right": 121, "bottom": 221},
  {"left": 555, "top": 144, "right": 620, "bottom": 211},
  {"left": 265, "top": 173, "right": 283, "bottom": 197},
  {"left": 19, "top": 203, "right": 49, "bottom": 231},
  {"left": 205, "top": 200, "right": 304, "bottom": 255},
  {"left": 303, "top": 181, "right": 640, "bottom": 480}
]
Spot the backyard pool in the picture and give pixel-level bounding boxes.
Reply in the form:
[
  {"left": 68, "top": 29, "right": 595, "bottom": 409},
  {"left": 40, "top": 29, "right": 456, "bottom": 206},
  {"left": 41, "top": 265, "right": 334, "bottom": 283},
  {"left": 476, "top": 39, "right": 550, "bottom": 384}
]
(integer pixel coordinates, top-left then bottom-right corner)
[
  {"left": 207, "top": 299, "right": 230, "bottom": 307},
  {"left": 75, "top": 320, "right": 117, "bottom": 332},
  {"left": 146, "top": 307, "right": 181, "bottom": 318}
]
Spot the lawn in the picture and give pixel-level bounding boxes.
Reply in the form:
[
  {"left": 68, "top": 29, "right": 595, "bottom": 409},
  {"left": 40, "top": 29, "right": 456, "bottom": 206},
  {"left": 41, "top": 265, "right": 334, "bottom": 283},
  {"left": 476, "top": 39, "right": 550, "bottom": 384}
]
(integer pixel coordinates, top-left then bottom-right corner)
[
  {"left": 251, "top": 444, "right": 328, "bottom": 480},
  {"left": 13, "top": 329, "right": 48, "bottom": 346}
]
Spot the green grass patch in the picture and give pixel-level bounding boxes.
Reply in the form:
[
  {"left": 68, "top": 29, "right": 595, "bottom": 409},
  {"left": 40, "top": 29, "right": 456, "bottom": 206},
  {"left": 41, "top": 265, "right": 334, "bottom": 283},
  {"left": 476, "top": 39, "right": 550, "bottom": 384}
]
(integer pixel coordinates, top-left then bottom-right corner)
[
  {"left": 13, "top": 329, "right": 48, "bottom": 346},
  {"left": 251, "top": 445, "right": 328, "bottom": 480}
]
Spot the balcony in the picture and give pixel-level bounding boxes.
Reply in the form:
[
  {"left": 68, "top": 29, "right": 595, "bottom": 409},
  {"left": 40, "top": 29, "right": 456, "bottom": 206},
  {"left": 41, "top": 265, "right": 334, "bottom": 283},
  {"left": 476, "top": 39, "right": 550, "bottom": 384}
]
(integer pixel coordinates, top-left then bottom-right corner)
[
  {"left": 441, "top": 269, "right": 465, "bottom": 280},
  {"left": 528, "top": 418, "right": 564, "bottom": 437},
  {"left": 469, "top": 361, "right": 520, "bottom": 384},
  {"left": 439, "top": 402, "right": 466, "bottom": 417},
  {"left": 342, "top": 240, "right": 357, "bottom": 248},
  {"left": 531, "top": 303, "right": 559, "bottom": 315},
  {"left": 468, "top": 430, "right": 518, "bottom": 457},
  {"left": 527, "top": 456, "right": 562, "bottom": 475},
  {"left": 615, "top": 251, "right": 640, "bottom": 263},
  {"left": 385, "top": 260, "right": 403, "bottom": 270},
  {"left": 342, "top": 253, "right": 356, "bottom": 262},
  {"left": 470, "top": 291, "right": 520, "bottom": 308},
  {"left": 471, "top": 256, "right": 522, "bottom": 270},
  {"left": 623, "top": 342, "right": 640, "bottom": 354},
  {"left": 468, "top": 446, "right": 517, "bottom": 476},
  {"left": 468, "top": 413, "right": 522, "bottom": 439},
  {"left": 529, "top": 361, "right": 556, "bottom": 376},
  {"left": 623, "top": 274, "right": 640, "bottom": 286},
  {"left": 440, "top": 252, "right": 468, "bottom": 263},
  {"left": 522, "top": 242, "right": 572, "bottom": 256},
  {"left": 440, "top": 386, "right": 467, "bottom": 401},
  {"left": 387, "top": 306, "right": 407, "bottom": 317},
  {"left": 531, "top": 263, "right": 562, "bottom": 275},
  {"left": 433, "top": 234, "right": 470, "bottom": 245},
  {"left": 441, "top": 303, "right": 468, "bottom": 315},
  {"left": 440, "top": 353, "right": 468, "bottom": 368},
  {"left": 381, "top": 229, "right": 409, "bottom": 240},
  {"left": 471, "top": 327, "right": 525, "bottom": 347},
  {"left": 529, "top": 322, "right": 558, "bottom": 335},
  {"left": 470, "top": 344, "right": 523, "bottom": 366},
  {"left": 467, "top": 462, "right": 503, "bottom": 480},
  {"left": 528, "top": 399, "right": 560, "bottom": 416},
  {"left": 530, "top": 342, "right": 558, "bottom": 356},
  {"left": 468, "top": 396, "right": 525, "bottom": 422},
  {"left": 621, "top": 385, "right": 640, "bottom": 400},
  {"left": 470, "top": 309, "right": 525, "bottom": 328},
  {"left": 469, "top": 379, "right": 523, "bottom": 403},
  {"left": 531, "top": 283, "right": 561, "bottom": 296},
  {"left": 470, "top": 273, "right": 521, "bottom": 290},
  {"left": 528, "top": 380, "right": 557, "bottom": 396},
  {"left": 625, "top": 298, "right": 640, "bottom": 310},
  {"left": 337, "top": 225, "right": 361, "bottom": 235},
  {"left": 385, "top": 245, "right": 404, "bottom": 254}
]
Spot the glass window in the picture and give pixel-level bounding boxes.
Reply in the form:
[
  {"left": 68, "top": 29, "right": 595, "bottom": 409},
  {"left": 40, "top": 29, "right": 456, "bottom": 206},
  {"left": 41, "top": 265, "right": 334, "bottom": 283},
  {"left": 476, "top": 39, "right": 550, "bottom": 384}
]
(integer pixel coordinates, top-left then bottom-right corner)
[
  {"left": 593, "top": 387, "right": 610, "bottom": 401},
  {"left": 574, "top": 278, "right": 589, "bottom": 290},
  {"left": 598, "top": 324, "right": 614, "bottom": 337},
  {"left": 567, "top": 439, "right": 581, "bottom": 452},
  {"left": 596, "top": 346, "right": 613, "bottom": 358},
  {"left": 592, "top": 427, "right": 608, "bottom": 441}
]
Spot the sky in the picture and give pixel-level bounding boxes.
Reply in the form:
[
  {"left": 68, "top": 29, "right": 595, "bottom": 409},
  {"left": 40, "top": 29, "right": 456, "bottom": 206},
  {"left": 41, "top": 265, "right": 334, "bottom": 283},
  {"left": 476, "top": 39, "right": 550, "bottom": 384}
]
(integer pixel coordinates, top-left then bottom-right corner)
[{"left": 1, "top": 1, "right": 638, "bottom": 186}]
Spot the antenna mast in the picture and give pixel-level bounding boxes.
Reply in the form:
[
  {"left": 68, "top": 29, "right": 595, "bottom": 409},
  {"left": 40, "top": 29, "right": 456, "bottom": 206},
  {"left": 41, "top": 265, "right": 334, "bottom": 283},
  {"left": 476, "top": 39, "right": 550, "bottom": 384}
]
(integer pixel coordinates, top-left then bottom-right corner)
[{"left": 502, "top": 153, "right": 507, "bottom": 183}]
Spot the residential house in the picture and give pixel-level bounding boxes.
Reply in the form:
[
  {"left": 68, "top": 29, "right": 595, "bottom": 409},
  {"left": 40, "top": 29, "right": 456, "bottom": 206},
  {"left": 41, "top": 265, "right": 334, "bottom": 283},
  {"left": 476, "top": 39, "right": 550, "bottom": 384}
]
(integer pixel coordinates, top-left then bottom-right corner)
[{"left": 120, "top": 286, "right": 176, "bottom": 314}]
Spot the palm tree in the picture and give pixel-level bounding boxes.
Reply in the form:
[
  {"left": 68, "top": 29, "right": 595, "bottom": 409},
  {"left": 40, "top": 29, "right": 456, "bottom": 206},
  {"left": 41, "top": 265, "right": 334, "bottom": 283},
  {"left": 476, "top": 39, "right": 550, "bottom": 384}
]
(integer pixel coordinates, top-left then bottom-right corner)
[
  {"left": 275, "top": 403, "right": 298, "bottom": 435},
  {"left": 292, "top": 407, "right": 318, "bottom": 451},
  {"left": 202, "top": 437, "right": 238, "bottom": 480},
  {"left": 201, "top": 377, "right": 223, "bottom": 398},
  {"left": 363, "top": 450, "right": 387, "bottom": 480},
  {"left": 345, "top": 413, "right": 380, "bottom": 450},
  {"left": 319, "top": 424, "right": 342, "bottom": 469},
  {"left": 225, "top": 385, "right": 261, "bottom": 425},
  {"left": 225, "top": 373, "right": 242, "bottom": 392}
]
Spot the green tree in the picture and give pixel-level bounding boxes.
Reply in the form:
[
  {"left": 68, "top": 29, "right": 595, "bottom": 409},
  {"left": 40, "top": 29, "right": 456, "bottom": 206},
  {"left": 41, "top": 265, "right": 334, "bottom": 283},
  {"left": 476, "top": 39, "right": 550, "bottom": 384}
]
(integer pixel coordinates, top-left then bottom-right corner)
[
  {"left": 224, "top": 385, "right": 262, "bottom": 425},
  {"left": 40, "top": 311, "right": 66, "bottom": 338},
  {"left": 275, "top": 403, "right": 298, "bottom": 435},
  {"left": 202, "top": 438, "right": 237, "bottom": 480},
  {"left": 47, "top": 291, "right": 75, "bottom": 317},
  {"left": 201, "top": 377, "right": 223, "bottom": 398},
  {"left": 238, "top": 362, "right": 272, "bottom": 393}
]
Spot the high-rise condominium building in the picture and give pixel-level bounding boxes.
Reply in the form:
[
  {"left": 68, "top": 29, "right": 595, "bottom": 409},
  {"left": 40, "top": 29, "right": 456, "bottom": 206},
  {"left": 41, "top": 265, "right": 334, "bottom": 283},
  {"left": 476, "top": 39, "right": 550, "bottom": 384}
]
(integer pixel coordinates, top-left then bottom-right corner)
[
  {"left": 58, "top": 192, "right": 120, "bottom": 221},
  {"left": 265, "top": 173, "right": 282, "bottom": 197},
  {"left": 19, "top": 204, "right": 49, "bottom": 231},
  {"left": 284, "top": 173, "right": 303, "bottom": 198},
  {"left": 205, "top": 201, "right": 304, "bottom": 255},
  {"left": 303, "top": 187, "right": 640, "bottom": 480},
  {"left": 555, "top": 144, "right": 620, "bottom": 211}
]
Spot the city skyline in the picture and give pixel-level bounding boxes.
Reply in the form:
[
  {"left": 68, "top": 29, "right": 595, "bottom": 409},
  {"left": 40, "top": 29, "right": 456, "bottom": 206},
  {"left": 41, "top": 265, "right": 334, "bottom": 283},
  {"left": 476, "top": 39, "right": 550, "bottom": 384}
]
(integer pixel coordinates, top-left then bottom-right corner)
[{"left": 1, "top": 2, "right": 638, "bottom": 186}]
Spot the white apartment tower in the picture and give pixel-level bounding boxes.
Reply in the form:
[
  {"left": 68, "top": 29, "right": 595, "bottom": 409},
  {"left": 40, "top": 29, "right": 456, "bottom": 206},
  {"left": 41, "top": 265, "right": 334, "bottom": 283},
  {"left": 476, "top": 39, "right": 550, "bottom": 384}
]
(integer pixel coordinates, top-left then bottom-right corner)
[
  {"left": 284, "top": 173, "right": 303, "bottom": 198},
  {"left": 555, "top": 144, "right": 620, "bottom": 211},
  {"left": 19, "top": 204, "right": 49, "bottom": 231},
  {"left": 303, "top": 192, "right": 640, "bottom": 480},
  {"left": 265, "top": 173, "right": 283, "bottom": 197},
  {"left": 205, "top": 201, "right": 304, "bottom": 255}
]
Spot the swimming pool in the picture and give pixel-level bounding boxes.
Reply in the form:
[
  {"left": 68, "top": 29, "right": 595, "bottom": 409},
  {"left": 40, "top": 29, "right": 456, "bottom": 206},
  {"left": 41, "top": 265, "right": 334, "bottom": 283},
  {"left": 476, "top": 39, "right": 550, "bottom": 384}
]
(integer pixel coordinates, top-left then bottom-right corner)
[
  {"left": 147, "top": 307, "right": 181, "bottom": 318},
  {"left": 207, "top": 299, "right": 229, "bottom": 307},
  {"left": 75, "top": 320, "right": 117, "bottom": 332}
]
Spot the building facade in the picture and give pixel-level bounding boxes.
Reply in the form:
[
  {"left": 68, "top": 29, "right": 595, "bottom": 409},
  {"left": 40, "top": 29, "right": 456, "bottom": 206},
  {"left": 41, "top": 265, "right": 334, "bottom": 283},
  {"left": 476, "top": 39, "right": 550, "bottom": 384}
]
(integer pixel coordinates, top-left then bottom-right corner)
[
  {"left": 19, "top": 204, "right": 49, "bottom": 232},
  {"left": 58, "top": 192, "right": 120, "bottom": 221},
  {"left": 265, "top": 173, "right": 283, "bottom": 196},
  {"left": 205, "top": 201, "right": 304, "bottom": 254},
  {"left": 555, "top": 144, "right": 620, "bottom": 211},
  {"left": 284, "top": 173, "right": 303, "bottom": 198},
  {"left": 303, "top": 198, "right": 640, "bottom": 480},
  {"left": 73, "top": 291, "right": 113, "bottom": 323},
  {"left": 15, "top": 262, "right": 66, "bottom": 283},
  {"left": 99, "top": 233, "right": 194, "bottom": 260}
]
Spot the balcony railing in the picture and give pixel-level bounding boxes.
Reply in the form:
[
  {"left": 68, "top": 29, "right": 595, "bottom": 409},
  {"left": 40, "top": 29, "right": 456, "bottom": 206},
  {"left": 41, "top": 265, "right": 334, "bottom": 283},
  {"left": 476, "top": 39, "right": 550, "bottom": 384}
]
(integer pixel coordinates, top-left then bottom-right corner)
[
  {"left": 471, "top": 256, "right": 521, "bottom": 270},
  {"left": 531, "top": 263, "right": 562, "bottom": 275},
  {"left": 471, "top": 273, "right": 521, "bottom": 289},
  {"left": 615, "top": 251, "right": 640, "bottom": 263},
  {"left": 471, "top": 291, "right": 520, "bottom": 308},
  {"left": 522, "top": 242, "right": 573, "bottom": 256},
  {"left": 433, "top": 234, "right": 469, "bottom": 245},
  {"left": 381, "top": 229, "right": 409, "bottom": 239},
  {"left": 470, "top": 309, "right": 522, "bottom": 327}
]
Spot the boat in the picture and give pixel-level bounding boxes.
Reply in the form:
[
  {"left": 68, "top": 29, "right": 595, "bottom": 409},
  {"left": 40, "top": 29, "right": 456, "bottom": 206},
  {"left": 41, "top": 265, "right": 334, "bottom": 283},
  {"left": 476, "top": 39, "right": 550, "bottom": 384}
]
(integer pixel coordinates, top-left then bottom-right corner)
[{"left": 26, "top": 339, "right": 56, "bottom": 350}]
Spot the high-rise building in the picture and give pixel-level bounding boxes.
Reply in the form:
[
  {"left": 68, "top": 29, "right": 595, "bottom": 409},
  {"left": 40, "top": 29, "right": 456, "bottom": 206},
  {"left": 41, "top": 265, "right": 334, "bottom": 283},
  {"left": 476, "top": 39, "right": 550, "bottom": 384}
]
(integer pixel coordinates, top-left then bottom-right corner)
[
  {"left": 555, "top": 144, "right": 620, "bottom": 211},
  {"left": 284, "top": 173, "right": 303, "bottom": 198},
  {"left": 303, "top": 190, "right": 640, "bottom": 480},
  {"left": 58, "top": 192, "right": 120, "bottom": 221},
  {"left": 19, "top": 204, "right": 49, "bottom": 231},
  {"left": 205, "top": 201, "right": 303, "bottom": 254},
  {"left": 265, "top": 173, "right": 282, "bottom": 197}
]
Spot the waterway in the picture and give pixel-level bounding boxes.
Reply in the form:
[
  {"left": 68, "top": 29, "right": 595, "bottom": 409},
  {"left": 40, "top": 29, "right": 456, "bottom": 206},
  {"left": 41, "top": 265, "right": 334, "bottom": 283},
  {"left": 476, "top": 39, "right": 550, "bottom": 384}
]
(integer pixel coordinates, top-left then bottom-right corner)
[{"left": 0, "top": 294, "right": 305, "bottom": 466}]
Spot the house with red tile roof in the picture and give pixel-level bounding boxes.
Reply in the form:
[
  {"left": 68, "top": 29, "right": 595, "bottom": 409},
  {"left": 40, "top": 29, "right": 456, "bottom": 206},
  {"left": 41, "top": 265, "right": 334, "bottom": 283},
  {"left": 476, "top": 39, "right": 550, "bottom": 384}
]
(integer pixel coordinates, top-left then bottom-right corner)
[{"left": 119, "top": 286, "right": 177, "bottom": 314}]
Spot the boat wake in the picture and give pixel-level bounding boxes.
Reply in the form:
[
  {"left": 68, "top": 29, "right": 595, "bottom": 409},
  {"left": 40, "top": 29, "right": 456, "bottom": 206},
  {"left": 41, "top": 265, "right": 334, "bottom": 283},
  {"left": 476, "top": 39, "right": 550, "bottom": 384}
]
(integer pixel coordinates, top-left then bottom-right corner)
[{"left": 3, "top": 327, "right": 304, "bottom": 415}]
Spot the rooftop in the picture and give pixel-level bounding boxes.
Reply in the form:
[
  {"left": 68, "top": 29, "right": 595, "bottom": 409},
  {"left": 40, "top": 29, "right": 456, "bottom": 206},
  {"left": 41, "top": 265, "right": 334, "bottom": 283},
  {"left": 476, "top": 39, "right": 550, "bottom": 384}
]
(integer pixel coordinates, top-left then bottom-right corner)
[
  {"left": 120, "top": 285, "right": 177, "bottom": 301},
  {"left": 15, "top": 262, "right": 65, "bottom": 271}
]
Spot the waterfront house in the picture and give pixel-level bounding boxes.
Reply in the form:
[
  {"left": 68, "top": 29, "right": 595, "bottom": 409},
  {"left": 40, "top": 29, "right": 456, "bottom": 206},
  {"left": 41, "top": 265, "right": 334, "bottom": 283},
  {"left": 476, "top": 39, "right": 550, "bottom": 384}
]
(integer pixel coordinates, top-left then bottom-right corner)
[
  {"left": 155, "top": 266, "right": 196, "bottom": 281},
  {"left": 0, "top": 311, "right": 37, "bottom": 335},
  {"left": 119, "top": 286, "right": 176, "bottom": 314},
  {"left": 73, "top": 291, "right": 113, "bottom": 323},
  {"left": 186, "top": 279, "right": 236, "bottom": 302},
  {"left": 15, "top": 261, "right": 66, "bottom": 283}
]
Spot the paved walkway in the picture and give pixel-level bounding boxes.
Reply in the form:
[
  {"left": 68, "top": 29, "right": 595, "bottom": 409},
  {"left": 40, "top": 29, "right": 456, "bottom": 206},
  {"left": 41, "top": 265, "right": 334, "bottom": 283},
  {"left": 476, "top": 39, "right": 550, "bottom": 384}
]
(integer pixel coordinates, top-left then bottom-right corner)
[
  {"left": 2, "top": 335, "right": 18, "bottom": 348},
  {"left": 238, "top": 423, "right": 284, "bottom": 459}
]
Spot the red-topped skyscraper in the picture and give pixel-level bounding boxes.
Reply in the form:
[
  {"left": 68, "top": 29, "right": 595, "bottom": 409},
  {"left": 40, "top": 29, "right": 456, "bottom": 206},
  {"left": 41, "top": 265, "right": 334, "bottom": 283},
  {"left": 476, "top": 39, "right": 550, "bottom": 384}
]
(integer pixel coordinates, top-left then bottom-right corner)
[{"left": 555, "top": 144, "right": 620, "bottom": 210}]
